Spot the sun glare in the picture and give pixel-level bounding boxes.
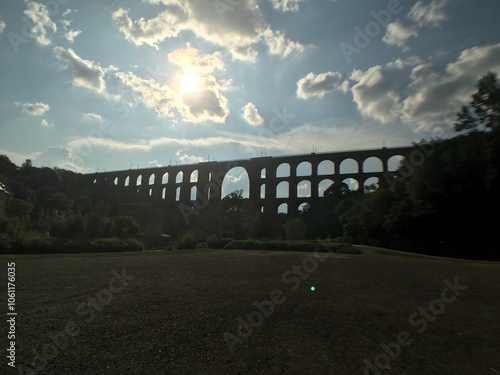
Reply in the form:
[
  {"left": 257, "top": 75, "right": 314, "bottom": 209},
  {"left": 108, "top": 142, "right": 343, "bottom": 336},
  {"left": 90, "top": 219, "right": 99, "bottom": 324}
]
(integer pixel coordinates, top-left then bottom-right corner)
[{"left": 180, "top": 70, "right": 201, "bottom": 94}]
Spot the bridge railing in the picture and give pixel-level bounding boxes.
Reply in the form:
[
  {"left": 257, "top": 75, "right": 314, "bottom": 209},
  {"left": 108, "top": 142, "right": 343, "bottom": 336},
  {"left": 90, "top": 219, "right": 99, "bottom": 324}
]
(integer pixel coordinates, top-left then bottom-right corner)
[{"left": 85, "top": 145, "right": 414, "bottom": 175}]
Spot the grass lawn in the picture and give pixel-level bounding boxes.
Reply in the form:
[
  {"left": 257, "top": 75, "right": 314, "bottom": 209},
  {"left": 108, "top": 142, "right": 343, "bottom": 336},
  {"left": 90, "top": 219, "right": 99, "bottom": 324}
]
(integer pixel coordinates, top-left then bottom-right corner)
[{"left": 1, "top": 248, "right": 499, "bottom": 374}]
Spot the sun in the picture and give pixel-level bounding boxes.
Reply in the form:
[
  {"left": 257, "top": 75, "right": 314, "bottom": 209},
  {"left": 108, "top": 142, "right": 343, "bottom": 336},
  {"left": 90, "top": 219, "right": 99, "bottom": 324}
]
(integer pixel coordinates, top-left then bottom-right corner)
[{"left": 179, "top": 69, "right": 201, "bottom": 95}]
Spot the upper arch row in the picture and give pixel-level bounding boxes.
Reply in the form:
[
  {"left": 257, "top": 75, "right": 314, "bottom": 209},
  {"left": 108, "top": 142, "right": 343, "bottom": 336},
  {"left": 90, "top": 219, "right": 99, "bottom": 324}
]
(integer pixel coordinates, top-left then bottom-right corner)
[{"left": 94, "top": 155, "right": 405, "bottom": 187}]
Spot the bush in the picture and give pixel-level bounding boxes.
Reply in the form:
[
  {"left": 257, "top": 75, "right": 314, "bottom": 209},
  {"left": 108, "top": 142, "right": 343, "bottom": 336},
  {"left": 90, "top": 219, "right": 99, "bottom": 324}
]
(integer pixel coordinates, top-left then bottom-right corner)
[
  {"left": 206, "top": 235, "right": 232, "bottom": 249},
  {"left": 177, "top": 234, "right": 197, "bottom": 250},
  {"left": 90, "top": 238, "right": 143, "bottom": 252},
  {"left": 222, "top": 239, "right": 361, "bottom": 253},
  {"left": 0, "top": 234, "right": 89, "bottom": 254}
]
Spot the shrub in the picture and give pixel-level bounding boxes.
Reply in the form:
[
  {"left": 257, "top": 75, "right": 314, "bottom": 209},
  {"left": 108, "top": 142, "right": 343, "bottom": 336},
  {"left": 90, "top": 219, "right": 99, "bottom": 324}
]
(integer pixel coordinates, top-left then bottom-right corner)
[
  {"left": 206, "top": 235, "right": 232, "bottom": 249},
  {"left": 177, "top": 234, "right": 197, "bottom": 250},
  {"left": 90, "top": 238, "right": 143, "bottom": 252}
]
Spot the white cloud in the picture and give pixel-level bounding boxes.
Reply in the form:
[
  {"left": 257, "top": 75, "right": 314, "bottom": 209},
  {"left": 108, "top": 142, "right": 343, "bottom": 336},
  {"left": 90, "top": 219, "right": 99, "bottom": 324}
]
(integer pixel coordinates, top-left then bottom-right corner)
[
  {"left": 349, "top": 59, "right": 417, "bottom": 124},
  {"left": 175, "top": 149, "right": 204, "bottom": 164},
  {"left": 408, "top": 0, "right": 449, "bottom": 28},
  {"left": 117, "top": 46, "right": 230, "bottom": 124},
  {"left": 33, "top": 145, "right": 85, "bottom": 172},
  {"left": 226, "top": 171, "right": 248, "bottom": 183},
  {"left": 263, "top": 28, "right": 305, "bottom": 57},
  {"left": 84, "top": 112, "right": 103, "bottom": 122},
  {"left": 167, "top": 45, "right": 225, "bottom": 74},
  {"left": 241, "top": 102, "right": 264, "bottom": 126},
  {"left": 296, "top": 71, "right": 347, "bottom": 99},
  {"left": 23, "top": 1, "right": 57, "bottom": 46},
  {"left": 62, "top": 9, "right": 75, "bottom": 18},
  {"left": 181, "top": 88, "right": 229, "bottom": 123},
  {"left": 148, "top": 160, "right": 162, "bottom": 167},
  {"left": 40, "top": 119, "right": 54, "bottom": 127},
  {"left": 383, "top": 21, "right": 418, "bottom": 51},
  {"left": 0, "top": 18, "right": 5, "bottom": 34},
  {"left": 116, "top": 71, "right": 230, "bottom": 123},
  {"left": 60, "top": 9, "right": 81, "bottom": 42},
  {"left": 64, "top": 119, "right": 409, "bottom": 163},
  {"left": 111, "top": 6, "right": 186, "bottom": 50},
  {"left": 383, "top": 0, "right": 449, "bottom": 52},
  {"left": 18, "top": 102, "right": 50, "bottom": 116},
  {"left": 342, "top": 44, "right": 500, "bottom": 131},
  {"left": 54, "top": 47, "right": 108, "bottom": 94},
  {"left": 64, "top": 29, "right": 81, "bottom": 43},
  {"left": 270, "top": 0, "right": 303, "bottom": 12},
  {"left": 115, "top": 71, "right": 178, "bottom": 118},
  {"left": 401, "top": 43, "right": 500, "bottom": 130},
  {"left": 112, "top": 0, "right": 304, "bottom": 61}
]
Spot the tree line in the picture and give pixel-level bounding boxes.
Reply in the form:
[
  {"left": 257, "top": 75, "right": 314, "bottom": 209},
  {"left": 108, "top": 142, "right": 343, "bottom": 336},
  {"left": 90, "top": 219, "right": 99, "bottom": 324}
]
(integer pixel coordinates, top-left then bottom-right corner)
[{"left": 0, "top": 159, "right": 140, "bottom": 253}]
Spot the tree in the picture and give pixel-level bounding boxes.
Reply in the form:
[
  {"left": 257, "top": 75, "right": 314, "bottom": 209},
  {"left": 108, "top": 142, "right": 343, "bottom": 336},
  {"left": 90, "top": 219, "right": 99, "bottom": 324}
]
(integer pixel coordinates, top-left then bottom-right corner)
[
  {"left": 455, "top": 71, "right": 500, "bottom": 132},
  {"left": 46, "top": 192, "right": 74, "bottom": 212},
  {"left": 21, "top": 159, "right": 32, "bottom": 172},
  {"left": 0, "top": 155, "right": 18, "bottom": 177},
  {"left": 216, "top": 189, "right": 259, "bottom": 239},
  {"left": 112, "top": 216, "right": 139, "bottom": 238}
]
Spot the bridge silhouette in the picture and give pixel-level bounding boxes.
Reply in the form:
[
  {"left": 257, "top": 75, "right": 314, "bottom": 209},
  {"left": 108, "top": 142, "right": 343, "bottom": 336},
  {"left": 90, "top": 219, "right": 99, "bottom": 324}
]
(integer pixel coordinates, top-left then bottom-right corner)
[{"left": 86, "top": 145, "right": 414, "bottom": 237}]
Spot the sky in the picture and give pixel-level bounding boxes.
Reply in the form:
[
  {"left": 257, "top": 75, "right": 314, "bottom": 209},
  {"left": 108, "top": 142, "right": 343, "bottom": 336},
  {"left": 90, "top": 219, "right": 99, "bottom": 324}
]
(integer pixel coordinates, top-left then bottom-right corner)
[{"left": 1, "top": 0, "right": 500, "bottom": 192}]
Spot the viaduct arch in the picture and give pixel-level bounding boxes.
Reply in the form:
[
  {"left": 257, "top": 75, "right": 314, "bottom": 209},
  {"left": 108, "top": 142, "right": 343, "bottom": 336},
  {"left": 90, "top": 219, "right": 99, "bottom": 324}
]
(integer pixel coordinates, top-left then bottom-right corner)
[{"left": 86, "top": 146, "right": 415, "bottom": 235}]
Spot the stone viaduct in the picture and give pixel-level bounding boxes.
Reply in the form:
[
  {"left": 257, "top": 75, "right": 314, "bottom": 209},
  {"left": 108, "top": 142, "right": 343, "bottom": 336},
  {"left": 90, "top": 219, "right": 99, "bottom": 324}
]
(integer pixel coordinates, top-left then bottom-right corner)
[{"left": 86, "top": 146, "right": 415, "bottom": 236}]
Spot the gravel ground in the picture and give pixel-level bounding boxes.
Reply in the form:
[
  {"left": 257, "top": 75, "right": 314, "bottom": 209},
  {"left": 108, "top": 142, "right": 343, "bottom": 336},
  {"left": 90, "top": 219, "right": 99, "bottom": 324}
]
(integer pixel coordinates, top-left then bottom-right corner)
[{"left": 1, "top": 248, "right": 499, "bottom": 375}]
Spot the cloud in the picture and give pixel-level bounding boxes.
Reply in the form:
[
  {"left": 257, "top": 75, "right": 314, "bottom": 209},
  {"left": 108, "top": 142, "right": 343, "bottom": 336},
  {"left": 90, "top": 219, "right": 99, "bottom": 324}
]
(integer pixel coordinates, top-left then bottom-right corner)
[
  {"left": 64, "top": 119, "right": 409, "bottom": 165},
  {"left": 32, "top": 145, "right": 85, "bottom": 172},
  {"left": 349, "top": 59, "right": 417, "bottom": 124},
  {"left": 117, "top": 46, "right": 230, "bottom": 123},
  {"left": 64, "top": 29, "right": 81, "bottom": 43},
  {"left": 115, "top": 71, "right": 178, "bottom": 118},
  {"left": 54, "top": 47, "right": 108, "bottom": 94},
  {"left": 59, "top": 16, "right": 81, "bottom": 43},
  {"left": 383, "top": 21, "right": 418, "bottom": 51},
  {"left": 383, "top": 0, "right": 448, "bottom": 52},
  {"left": 112, "top": 0, "right": 304, "bottom": 61},
  {"left": 401, "top": 43, "right": 500, "bottom": 130},
  {"left": 408, "top": 0, "right": 449, "bottom": 28},
  {"left": 263, "top": 28, "right": 305, "bottom": 57},
  {"left": 226, "top": 171, "right": 248, "bottom": 183},
  {"left": 83, "top": 112, "right": 103, "bottom": 122},
  {"left": 62, "top": 9, "right": 75, "bottom": 18},
  {"left": 270, "top": 0, "right": 303, "bottom": 12},
  {"left": 342, "top": 44, "right": 500, "bottom": 131},
  {"left": 0, "top": 18, "right": 5, "bottom": 34},
  {"left": 167, "top": 45, "right": 225, "bottom": 74},
  {"left": 111, "top": 6, "right": 187, "bottom": 50},
  {"left": 148, "top": 160, "right": 162, "bottom": 167},
  {"left": 181, "top": 85, "right": 229, "bottom": 123},
  {"left": 18, "top": 102, "right": 50, "bottom": 116},
  {"left": 296, "top": 71, "right": 348, "bottom": 99},
  {"left": 40, "top": 119, "right": 54, "bottom": 127},
  {"left": 23, "top": 1, "right": 57, "bottom": 46},
  {"left": 175, "top": 149, "right": 204, "bottom": 164},
  {"left": 241, "top": 102, "right": 264, "bottom": 126}
]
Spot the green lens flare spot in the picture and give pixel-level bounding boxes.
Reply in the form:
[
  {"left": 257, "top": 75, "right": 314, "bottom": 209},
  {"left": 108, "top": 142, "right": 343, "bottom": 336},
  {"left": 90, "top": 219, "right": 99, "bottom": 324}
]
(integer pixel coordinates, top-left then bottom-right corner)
[{"left": 310, "top": 286, "right": 315, "bottom": 291}]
